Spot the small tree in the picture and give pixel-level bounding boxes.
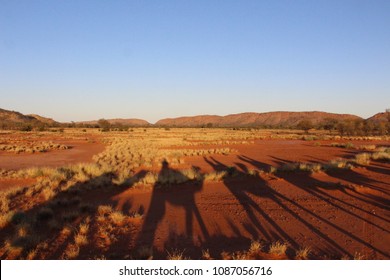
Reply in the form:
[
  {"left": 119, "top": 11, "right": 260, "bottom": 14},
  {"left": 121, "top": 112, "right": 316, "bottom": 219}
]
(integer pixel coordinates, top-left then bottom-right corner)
[
  {"left": 322, "top": 118, "right": 338, "bottom": 134},
  {"left": 337, "top": 120, "right": 354, "bottom": 136},
  {"left": 20, "top": 124, "right": 33, "bottom": 132},
  {"left": 363, "top": 120, "right": 375, "bottom": 136},
  {"left": 353, "top": 119, "right": 365, "bottom": 136},
  {"left": 98, "top": 119, "right": 110, "bottom": 132},
  {"left": 297, "top": 120, "right": 313, "bottom": 134},
  {"left": 375, "top": 121, "right": 387, "bottom": 135}
]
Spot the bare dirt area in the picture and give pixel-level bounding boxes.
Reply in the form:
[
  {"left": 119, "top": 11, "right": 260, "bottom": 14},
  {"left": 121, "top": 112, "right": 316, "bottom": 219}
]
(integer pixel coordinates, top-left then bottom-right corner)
[
  {"left": 0, "top": 128, "right": 389, "bottom": 260},
  {"left": 0, "top": 137, "right": 105, "bottom": 170},
  {"left": 178, "top": 139, "right": 389, "bottom": 172}
]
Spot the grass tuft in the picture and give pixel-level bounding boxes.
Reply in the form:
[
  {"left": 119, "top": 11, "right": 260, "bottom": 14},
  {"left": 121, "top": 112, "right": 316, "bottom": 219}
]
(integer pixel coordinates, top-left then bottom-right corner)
[
  {"left": 296, "top": 247, "right": 311, "bottom": 260},
  {"left": 355, "top": 153, "right": 371, "bottom": 165},
  {"left": 269, "top": 241, "right": 288, "bottom": 255}
]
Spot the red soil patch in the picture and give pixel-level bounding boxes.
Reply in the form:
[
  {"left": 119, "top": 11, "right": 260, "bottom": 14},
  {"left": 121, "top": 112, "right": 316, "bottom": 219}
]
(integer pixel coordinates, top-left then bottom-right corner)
[
  {"left": 178, "top": 139, "right": 389, "bottom": 172},
  {"left": 0, "top": 139, "right": 105, "bottom": 170}
]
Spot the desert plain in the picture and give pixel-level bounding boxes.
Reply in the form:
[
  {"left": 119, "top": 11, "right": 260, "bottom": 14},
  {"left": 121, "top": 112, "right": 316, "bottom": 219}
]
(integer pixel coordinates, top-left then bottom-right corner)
[{"left": 0, "top": 126, "right": 389, "bottom": 260}]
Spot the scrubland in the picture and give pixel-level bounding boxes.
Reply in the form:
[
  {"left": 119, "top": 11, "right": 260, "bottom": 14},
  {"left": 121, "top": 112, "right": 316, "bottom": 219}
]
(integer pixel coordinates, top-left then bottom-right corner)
[{"left": 0, "top": 128, "right": 389, "bottom": 260}]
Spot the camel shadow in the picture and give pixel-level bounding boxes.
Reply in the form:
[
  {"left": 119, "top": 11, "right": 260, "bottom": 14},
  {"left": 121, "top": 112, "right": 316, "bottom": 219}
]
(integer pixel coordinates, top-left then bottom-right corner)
[{"left": 135, "top": 160, "right": 209, "bottom": 256}]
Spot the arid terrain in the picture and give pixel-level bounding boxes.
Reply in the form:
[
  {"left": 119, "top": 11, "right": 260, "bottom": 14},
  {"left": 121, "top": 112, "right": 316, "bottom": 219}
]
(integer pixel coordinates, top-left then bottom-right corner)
[{"left": 0, "top": 126, "right": 389, "bottom": 260}]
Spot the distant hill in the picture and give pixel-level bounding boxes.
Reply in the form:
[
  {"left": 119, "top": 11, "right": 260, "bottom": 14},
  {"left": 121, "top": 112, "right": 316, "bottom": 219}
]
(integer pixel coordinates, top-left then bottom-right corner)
[
  {"left": 1, "top": 107, "right": 385, "bottom": 130},
  {"left": 155, "top": 115, "right": 223, "bottom": 127},
  {"left": 27, "top": 114, "right": 58, "bottom": 125},
  {"left": 367, "top": 112, "right": 390, "bottom": 123},
  {"left": 77, "top": 118, "right": 150, "bottom": 127},
  {"left": 156, "top": 111, "right": 362, "bottom": 127},
  {"left": 0, "top": 108, "right": 36, "bottom": 123},
  {"left": 0, "top": 108, "right": 58, "bottom": 129}
]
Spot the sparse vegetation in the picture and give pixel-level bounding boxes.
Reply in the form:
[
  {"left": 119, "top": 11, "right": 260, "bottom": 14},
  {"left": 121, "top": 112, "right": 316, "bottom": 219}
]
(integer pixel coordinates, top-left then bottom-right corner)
[
  {"left": 331, "top": 142, "right": 354, "bottom": 149},
  {"left": 372, "top": 151, "right": 390, "bottom": 162},
  {"left": 0, "top": 142, "right": 69, "bottom": 154},
  {"left": 296, "top": 247, "right": 311, "bottom": 260},
  {"left": 276, "top": 162, "right": 323, "bottom": 173},
  {"left": 0, "top": 128, "right": 388, "bottom": 260},
  {"left": 269, "top": 241, "right": 288, "bottom": 255},
  {"left": 355, "top": 153, "right": 371, "bottom": 165}
]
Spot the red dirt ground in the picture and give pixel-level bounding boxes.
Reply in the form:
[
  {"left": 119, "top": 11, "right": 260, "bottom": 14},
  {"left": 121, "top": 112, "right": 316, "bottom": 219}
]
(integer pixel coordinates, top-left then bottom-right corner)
[
  {"left": 90, "top": 140, "right": 389, "bottom": 259},
  {"left": 179, "top": 139, "right": 389, "bottom": 172},
  {"left": 110, "top": 158, "right": 389, "bottom": 259},
  {"left": 1, "top": 139, "right": 389, "bottom": 259},
  {"left": 0, "top": 139, "right": 105, "bottom": 170}
]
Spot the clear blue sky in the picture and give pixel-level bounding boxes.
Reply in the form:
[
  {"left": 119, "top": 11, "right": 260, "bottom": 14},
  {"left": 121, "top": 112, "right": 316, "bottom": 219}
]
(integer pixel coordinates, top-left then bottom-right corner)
[{"left": 1, "top": 0, "right": 389, "bottom": 123}]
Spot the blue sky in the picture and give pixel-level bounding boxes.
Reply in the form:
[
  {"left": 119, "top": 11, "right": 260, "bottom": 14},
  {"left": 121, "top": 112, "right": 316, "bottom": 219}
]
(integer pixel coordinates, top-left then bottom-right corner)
[{"left": 1, "top": 0, "right": 389, "bottom": 123}]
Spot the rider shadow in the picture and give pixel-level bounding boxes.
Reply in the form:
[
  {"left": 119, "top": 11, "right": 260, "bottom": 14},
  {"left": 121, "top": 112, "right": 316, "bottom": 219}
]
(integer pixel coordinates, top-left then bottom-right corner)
[{"left": 135, "top": 160, "right": 209, "bottom": 256}]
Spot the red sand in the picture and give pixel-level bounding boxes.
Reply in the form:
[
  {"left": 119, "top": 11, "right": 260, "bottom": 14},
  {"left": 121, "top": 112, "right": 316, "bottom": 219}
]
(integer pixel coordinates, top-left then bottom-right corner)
[
  {"left": 0, "top": 139, "right": 105, "bottom": 170},
  {"left": 179, "top": 139, "right": 389, "bottom": 172},
  {"left": 106, "top": 140, "right": 390, "bottom": 259},
  {"left": 1, "top": 138, "right": 389, "bottom": 259}
]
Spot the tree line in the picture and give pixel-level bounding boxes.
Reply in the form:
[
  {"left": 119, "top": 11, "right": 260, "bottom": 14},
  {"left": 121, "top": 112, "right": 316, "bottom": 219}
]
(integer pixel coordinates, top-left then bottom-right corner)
[{"left": 297, "top": 114, "right": 390, "bottom": 136}]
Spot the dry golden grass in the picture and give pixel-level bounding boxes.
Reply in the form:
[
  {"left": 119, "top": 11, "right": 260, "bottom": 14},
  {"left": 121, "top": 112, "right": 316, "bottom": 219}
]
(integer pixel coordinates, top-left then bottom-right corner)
[
  {"left": 277, "top": 162, "right": 322, "bottom": 173},
  {"left": 63, "top": 244, "right": 80, "bottom": 259},
  {"left": 249, "top": 240, "right": 263, "bottom": 253},
  {"left": 355, "top": 153, "right": 371, "bottom": 165},
  {"left": 204, "top": 170, "right": 227, "bottom": 181},
  {"left": 79, "top": 222, "right": 89, "bottom": 235},
  {"left": 296, "top": 247, "right": 311, "bottom": 260},
  {"left": 357, "top": 144, "right": 376, "bottom": 151},
  {"left": 74, "top": 233, "right": 88, "bottom": 246},
  {"left": 372, "top": 151, "right": 390, "bottom": 161},
  {"left": 0, "top": 211, "right": 15, "bottom": 229},
  {"left": 109, "top": 211, "right": 126, "bottom": 225},
  {"left": 97, "top": 205, "right": 114, "bottom": 216},
  {"left": 324, "top": 159, "right": 354, "bottom": 170},
  {"left": 0, "top": 196, "right": 10, "bottom": 213},
  {"left": 331, "top": 142, "right": 354, "bottom": 149},
  {"left": 269, "top": 241, "right": 288, "bottom": 255},
  {"left": 0, "top": 141, "right": 69, "bottom": 154}
]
